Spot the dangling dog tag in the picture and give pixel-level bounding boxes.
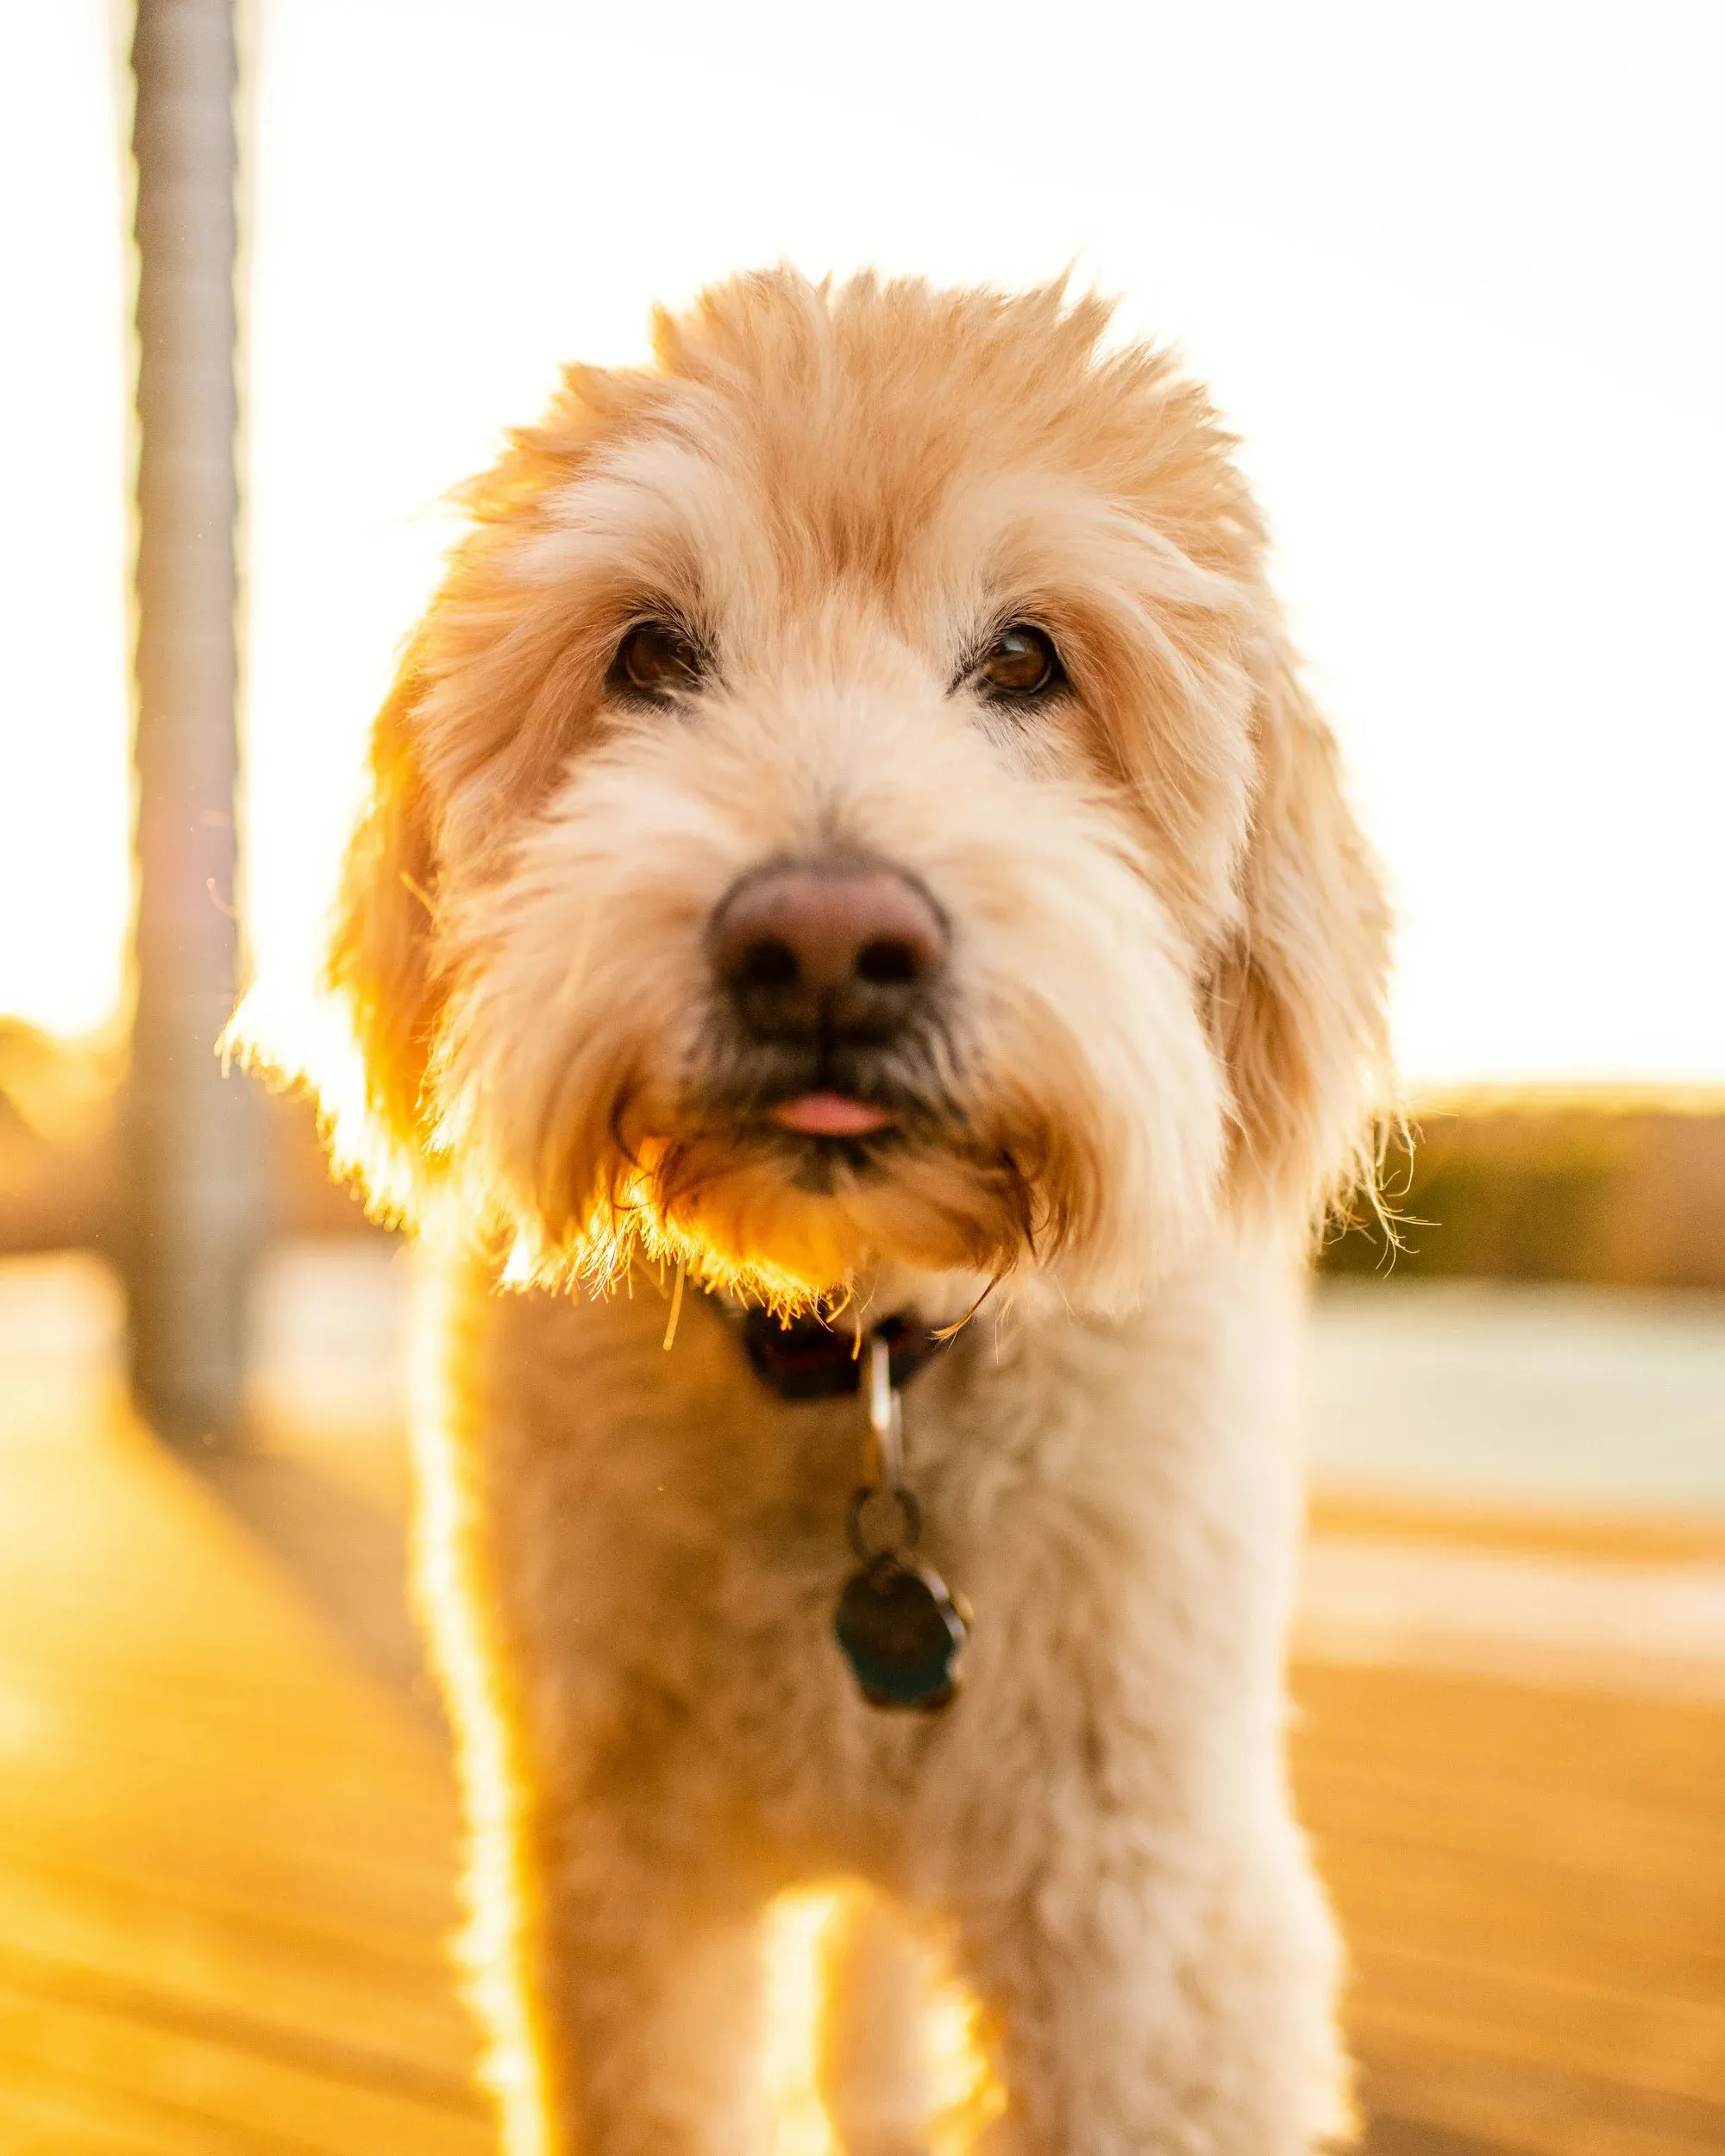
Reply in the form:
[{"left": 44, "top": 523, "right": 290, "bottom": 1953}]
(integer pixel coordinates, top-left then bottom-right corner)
[
  {"left": 836, "top": 1552, "right": 968, "bottom": 1711},
  {"left": 833, "top": 1339, "right": 969, "bottom": 1712}
]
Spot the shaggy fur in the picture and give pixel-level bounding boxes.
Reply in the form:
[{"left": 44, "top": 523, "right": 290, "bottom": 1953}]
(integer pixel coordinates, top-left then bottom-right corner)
[{"left": 266, "top": 270, "right": 1392, "bottom": 2156}]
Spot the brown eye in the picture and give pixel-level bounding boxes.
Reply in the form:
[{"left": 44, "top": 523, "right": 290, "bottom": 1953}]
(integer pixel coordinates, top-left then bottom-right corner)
[
  {"left": 975, "top": 623, "right": 1063, "bottom": 701},
  {"left": 611, "top": 618, "right": 705, "bottom": 699}
]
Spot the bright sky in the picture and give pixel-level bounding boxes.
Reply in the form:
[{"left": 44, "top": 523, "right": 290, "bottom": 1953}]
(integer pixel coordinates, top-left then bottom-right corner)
[{"left": 5, "top": 0, "right": 1724, "bottom": 1084}]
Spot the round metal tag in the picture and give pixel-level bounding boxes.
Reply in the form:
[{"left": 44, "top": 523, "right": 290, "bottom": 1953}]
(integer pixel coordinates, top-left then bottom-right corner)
[{"left": 835, "top": 1556, "right": 967, "bottom": 1712}]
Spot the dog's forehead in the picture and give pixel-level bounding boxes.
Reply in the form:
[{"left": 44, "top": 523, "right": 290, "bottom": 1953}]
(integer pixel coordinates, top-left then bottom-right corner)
[
  {"left": 566, "top": 407, "right": 1064, "bottom": 627},
  {"left": 534, "top": 283, "right": 1257, "bottom": 631}
]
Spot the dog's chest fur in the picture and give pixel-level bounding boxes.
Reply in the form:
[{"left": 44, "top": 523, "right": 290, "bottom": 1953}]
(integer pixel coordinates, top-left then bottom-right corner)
[{"left": 419, "top": 1238, "right": 1308, "bottom": 1899}]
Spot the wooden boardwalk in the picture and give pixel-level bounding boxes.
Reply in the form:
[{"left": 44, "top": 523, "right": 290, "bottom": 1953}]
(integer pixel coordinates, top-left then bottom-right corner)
[{"left": 3, "top": 1253, "right": 1722, "bottom": 2154}]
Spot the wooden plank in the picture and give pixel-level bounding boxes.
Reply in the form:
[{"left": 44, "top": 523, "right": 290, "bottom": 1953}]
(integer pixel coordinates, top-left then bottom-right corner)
[
  {"left": 1290, "top": 1661, "right": 1725, "bottom": 2152},
  {"left": 1308, "top": 1833, "right": 1725, "bottom": 2006},
  {"left": 0, "top": 1860, "right": 474, "bottom": 2088},
  {"left": 1294, "top": 1666, "right": 1725, "bottom": 1839},
  {"left": 1352, "top": 2013, "right": 1725, "bottom": 2156},
  {"left": 1308, "top": 1491, "right": 1725, "bottom": 1567},
  {"left": 0, "top": 2073, "right": 198, "bottom": 2156},
  {"left": 0, "top": 1973, "right": 486, "bottom": 2156},
  {"left": 1346, "top": 1942, "right": 1725, "bottom": 2108}
]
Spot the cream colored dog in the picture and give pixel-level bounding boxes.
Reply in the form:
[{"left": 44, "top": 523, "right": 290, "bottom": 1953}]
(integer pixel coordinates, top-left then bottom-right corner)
[{"left": 286, "top": 272, "right": 1391, "bottom": 2156}]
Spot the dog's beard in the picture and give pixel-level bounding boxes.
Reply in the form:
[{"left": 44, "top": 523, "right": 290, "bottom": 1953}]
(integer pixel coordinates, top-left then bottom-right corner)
[
  {"left": 630, "top": 1126, "right": 1041, "bottom": 1312},
  {"left": 442, "top": 1022, "right": 1049, "bottom": 1313},
  {"left": 434, "top": 977, "right": 1218, "bottom": 1314}
]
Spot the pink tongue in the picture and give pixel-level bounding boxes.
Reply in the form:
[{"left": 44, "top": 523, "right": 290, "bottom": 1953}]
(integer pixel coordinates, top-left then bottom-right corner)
[{"left": 769, "top": 1092, "right": 894, "bottom": 1138}]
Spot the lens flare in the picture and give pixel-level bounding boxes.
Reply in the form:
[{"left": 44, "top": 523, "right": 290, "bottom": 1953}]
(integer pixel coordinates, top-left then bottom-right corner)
[{"left": 763, "top": 1886, "right": 853, "bottom": 2156}]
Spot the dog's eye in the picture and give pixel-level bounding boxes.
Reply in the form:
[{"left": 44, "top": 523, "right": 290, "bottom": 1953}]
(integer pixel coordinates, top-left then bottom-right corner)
[
  {"left": 611, "top": 620, "right": 705, "bottom": 700},
  {"left": 975, "top": 624, "right": 1064, "bottom": 702}
]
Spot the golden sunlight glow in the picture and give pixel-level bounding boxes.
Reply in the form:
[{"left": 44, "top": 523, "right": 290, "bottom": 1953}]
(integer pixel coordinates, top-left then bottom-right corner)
[
  {"left": 494, "top": 1156, "right": 834, "bottom": 1318},
  {"left": 225, "top": 972, "right": 378, "bottom": 1171},
  {"left": 408, "top": 1257, "right": 554, "bottom": 2156},
  {"left": 762, "top": 1887, "right": 850, "bottom": 2156},
  {"left": 925, "top": 1947, "right": 1008, "bottom": 2156},
  {"left": 0, "top": 0, "right": 131, "bottom": 1038},
  {"left": 762, "top": 1883, "right": 1004, "bottom": 2156}
]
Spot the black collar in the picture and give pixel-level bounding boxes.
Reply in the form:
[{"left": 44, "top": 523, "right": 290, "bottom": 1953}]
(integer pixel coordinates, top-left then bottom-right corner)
[{"left": 739, "top": 1306, "right": 945, "bottom": 1402}]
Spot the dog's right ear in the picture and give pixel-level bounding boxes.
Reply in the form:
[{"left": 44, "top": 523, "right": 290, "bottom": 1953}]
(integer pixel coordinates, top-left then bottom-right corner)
[
  {"left": 1208, "top": 636, "right": 1393, "bottom": 1239},
  {"left": 317, "top": 655, "right": 444, "bottom": 1221}
]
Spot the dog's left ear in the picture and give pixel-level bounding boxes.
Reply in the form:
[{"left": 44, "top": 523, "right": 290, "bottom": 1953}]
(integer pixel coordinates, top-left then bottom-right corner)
[
  {"left": 223, "top": 649, "right": 445, "bottom": 1225},
  {"left": 314, "top": 654, "right": 447, "bottom": 1222},
  {"left": 1209, "top": 636, "right": 1392, "bottom": 1235}
]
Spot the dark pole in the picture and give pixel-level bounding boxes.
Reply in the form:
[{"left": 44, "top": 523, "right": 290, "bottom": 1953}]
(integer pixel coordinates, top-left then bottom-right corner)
[{"left": 127, "top": 0, "right": 261, "bottom": 1443}]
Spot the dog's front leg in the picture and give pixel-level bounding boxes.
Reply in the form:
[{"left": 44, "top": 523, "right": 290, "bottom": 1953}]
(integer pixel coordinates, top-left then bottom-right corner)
[
  {"left": 944, "top": 1799, "right": 1346, "bottom": 2156},
  {"left": 511, "top": 1802, "right": 773, "bottom": 2156}
]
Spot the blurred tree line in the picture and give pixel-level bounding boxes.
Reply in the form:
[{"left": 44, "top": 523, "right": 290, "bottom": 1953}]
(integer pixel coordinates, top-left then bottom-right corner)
[{"left": 1324, "top": 1094, "right": 1725, "bottom": 1290}]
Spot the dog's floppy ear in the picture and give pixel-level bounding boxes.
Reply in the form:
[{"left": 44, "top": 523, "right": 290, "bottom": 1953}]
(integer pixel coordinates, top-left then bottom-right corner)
[
  {"left": 317, "top": 654, "right": 445, "bottom": 1220},
  {"left": 1211, "top": 636, "right": 1392, "bottom": 1235}
]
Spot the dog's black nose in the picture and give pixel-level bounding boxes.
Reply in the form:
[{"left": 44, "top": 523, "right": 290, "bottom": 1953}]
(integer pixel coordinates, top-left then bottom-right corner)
[{"left": 711, "top": 860, "right": 946, "bottom": 1043}]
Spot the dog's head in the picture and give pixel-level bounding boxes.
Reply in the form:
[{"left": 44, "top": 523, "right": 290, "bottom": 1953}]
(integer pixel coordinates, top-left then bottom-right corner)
[{"left": 295, "top": 273, "right": 1389, "bottom": 1311}]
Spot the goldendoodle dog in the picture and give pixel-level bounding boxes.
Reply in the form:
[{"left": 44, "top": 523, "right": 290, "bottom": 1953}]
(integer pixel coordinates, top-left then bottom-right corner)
[{"left": 272, "top": 271, "right": 1391, "bottom": 2156}]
